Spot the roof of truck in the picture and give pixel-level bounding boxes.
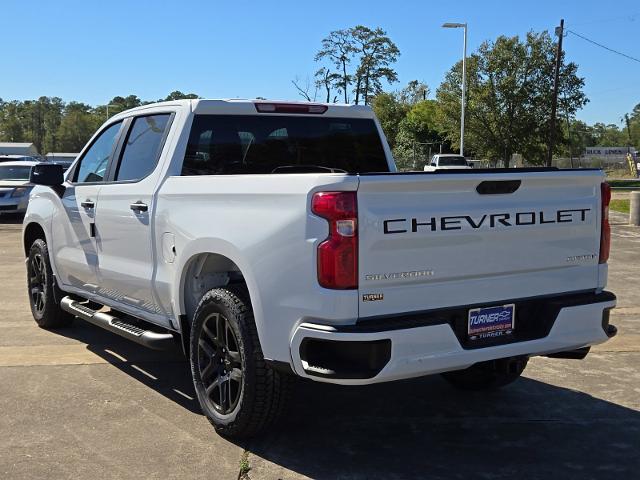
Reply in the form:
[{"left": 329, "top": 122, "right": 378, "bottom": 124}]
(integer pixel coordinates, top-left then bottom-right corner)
[{"left": 110, "top": 99, "right": 376, "bottom": 120}]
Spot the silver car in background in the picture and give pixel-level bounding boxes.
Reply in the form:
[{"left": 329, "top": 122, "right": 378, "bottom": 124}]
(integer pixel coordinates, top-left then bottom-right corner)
[{"left": 0, "top": 161, "right": 39, "bottom": 215}]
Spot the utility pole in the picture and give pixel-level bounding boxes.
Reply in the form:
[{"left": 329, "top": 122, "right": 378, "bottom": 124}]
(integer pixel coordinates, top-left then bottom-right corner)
[
  {"left": 547, "top": 18, "right": 564, "bottom": 167},
  {"left": 625, "top": 114, "right": 632, "bottom": 154}
]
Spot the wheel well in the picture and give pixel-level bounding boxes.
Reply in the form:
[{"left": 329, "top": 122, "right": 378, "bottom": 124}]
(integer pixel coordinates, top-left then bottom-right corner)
[
  {"left": 23, "top": 222, "right": 46, "bottom": 257},
  {"left": 181, "top": 252, "right": 247, "bottom": 325}
]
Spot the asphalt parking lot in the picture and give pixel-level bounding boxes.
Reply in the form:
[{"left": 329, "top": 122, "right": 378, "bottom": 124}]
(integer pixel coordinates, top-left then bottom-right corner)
[{"left": 0, "top": 211, "right": 639, "bottom": 480}]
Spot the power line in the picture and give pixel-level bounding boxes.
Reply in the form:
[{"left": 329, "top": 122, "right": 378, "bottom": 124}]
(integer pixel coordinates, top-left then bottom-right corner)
[
  {"left": 566, "top": 29, "right": 640, "bottom": 64},
  {"left": 569, "top": 13, "right": 640, "bottom": 27}
]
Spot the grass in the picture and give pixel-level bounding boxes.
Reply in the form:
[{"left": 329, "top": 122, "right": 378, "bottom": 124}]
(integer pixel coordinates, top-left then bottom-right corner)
[
  {"left": 610, "top": 199, "right": 630, "bottom": 214},
  {"left": 607, "top": 180, "right": 640, "bottom": 189},
  {"left": 238, "top": 451, "right": 251, "bottom": 480}
]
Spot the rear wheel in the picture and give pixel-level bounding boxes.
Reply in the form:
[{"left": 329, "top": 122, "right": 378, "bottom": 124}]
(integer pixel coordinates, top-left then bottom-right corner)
[
  {"left": 27, "top": 238, "right": 73, "bottom": 329},
  {"left": 189, "top": 285, "right": 292, "bottom": 438},
  {"left": 441, "top": 356, "right": 528, "bottom": 391}
]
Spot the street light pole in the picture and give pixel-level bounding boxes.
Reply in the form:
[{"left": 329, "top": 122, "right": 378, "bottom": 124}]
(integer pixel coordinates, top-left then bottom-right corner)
[
  {"left": 443, "top": 22, "right": 468, "bottom": 156},
  {"left": 106, "top": 104, "right": 119, "bottom": 120}
]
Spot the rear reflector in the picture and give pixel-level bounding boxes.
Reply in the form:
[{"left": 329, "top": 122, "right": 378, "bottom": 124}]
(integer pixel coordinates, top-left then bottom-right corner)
[
  {"left": 312, "top": 192, "right": 358, "bottom": 289},
  {"left": 599, "top": 182, "right": 611, "bottom": 264},
  {"left": 254, "top": 103, "right": 328, "bottom": 114}
]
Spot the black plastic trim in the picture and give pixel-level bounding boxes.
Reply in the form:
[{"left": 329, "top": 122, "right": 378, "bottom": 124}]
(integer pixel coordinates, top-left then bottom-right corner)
[
  {"left": 329, "top": 290, "right": 616, "bottom": 351},
  {"left": 178, "top": 314, "right": 190, "bottom": 358},
  {"left": 264, "top": 359, "right": 295, "bottom": 375},
  {"left": 349, "top": 290, "right": 615, "bottom": 332},
  {"left": 358, "top": 167, "right": 602, "bottom": 175},
  {"left": 476, "top": 179, "right": 521, "bottom": 195},
  {"left": 545, "top": 346, "right": 591, "bottom": 360},
  {"left": 299, "top": 338, "right": 391, "bottom": 379}
]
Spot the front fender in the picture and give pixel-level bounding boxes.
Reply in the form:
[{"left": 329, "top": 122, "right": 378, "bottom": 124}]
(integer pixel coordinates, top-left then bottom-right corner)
[{"left": 22, "top": 187, "right": 56, "bottom": 273}]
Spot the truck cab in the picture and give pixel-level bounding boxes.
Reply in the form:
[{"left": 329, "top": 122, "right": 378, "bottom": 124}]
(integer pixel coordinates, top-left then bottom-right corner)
[{"left": 424, "top": 153, "right": 471, "bottom": 171}]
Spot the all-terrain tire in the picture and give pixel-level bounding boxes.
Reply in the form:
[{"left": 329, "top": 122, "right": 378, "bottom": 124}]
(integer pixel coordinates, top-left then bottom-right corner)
[
  {"left": 441, "top": 356, "right": 528, "bottom": 391},
  {"left": 27, "top": 238, "right": 74, "bottom": 329},
  {"left": 189, "top": 285, "right": 293, "bottom": 438}
]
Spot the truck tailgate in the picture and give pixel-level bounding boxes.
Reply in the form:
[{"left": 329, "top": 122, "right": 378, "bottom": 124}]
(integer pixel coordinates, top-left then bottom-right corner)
[{"left": 357, "top": 170, "right": 604, "bottom": 318}]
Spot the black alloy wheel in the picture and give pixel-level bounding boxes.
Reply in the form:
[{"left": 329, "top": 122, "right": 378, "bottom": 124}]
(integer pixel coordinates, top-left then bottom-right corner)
[
  {"left": 197, "top": 312, "right": 244, "bottom": 415},
  {"left": 26, "top": 238, "right": 73, "bottom": 328},
  {"left": 28, "top": 252, "right": 47, "bottom": 316}
]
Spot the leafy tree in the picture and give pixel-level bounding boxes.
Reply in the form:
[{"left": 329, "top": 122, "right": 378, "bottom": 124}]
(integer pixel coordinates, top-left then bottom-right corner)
[
  {"left": 393, "top": 100, "right": 445, "bottom": 168},
  {"left": 162, "top": 91, "right": 200, "bottom": 101},
  {"left": 437, "top": 31, "right": 588, "bottom": 166},
  {"left": 57, "top": 102, "right": 99, "bottom": 152},
  {"left": 370, "top": 93, "right": 407, "bottom": 149},
  {"left": 351, "top": 26, "right": 400, "bottom": 105},
  {"left": 0, "top": 92, "right": 201, "bottom": 154},
  {"left": 42, "top": 97, "right": 65, "bottom": 153},
  {"left": 371, "top": 80, "right": 432, "bottom": 149},
  {"left": 560, "top": 119, "right": 596, "bottom": 158},
  {"left": 314, "top": 67, "right": 341, "bottom": 103},
  {"left": 396, "top": 80, "right": 430, "bottom": 105},
  {"left": 315, "top": 29, "right": 356, "bottom": 103},
  {"left": 0, "top": 100, "right": 26, "bottom": 143},
  {"left": 590, "top": 123, "right": 627, "bottom": 146},
  {"left": 314, "top": 26, "right": 400, "bottom": 105}
]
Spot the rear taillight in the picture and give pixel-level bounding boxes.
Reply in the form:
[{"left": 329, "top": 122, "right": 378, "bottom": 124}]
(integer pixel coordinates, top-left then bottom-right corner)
[
  {"left": 599, "top": 182, "right": 611, "bottom": 264},
  {"left": 254, "top": 102, "right": 328, "bottom": 114},
  {"left": 312, "top": 192, "right": 358, "bottom": 289}
]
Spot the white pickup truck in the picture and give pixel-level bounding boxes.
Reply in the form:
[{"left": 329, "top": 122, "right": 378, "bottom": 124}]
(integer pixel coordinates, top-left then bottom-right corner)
[
  {"left": 424, "top": 153, "right": 472, "bottom": 171},
  {"left": 23, "top": 99, "right": 616, "bottom": 438}
]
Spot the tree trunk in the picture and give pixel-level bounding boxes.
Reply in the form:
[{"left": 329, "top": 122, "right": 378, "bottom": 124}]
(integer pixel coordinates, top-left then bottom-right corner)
[
  {"left": 342, "top": 60, "right": 348, "bottom": 103},
  {"left": 364, "top": 69, "right": 370, "bottom": 105},
  {"left": 502, "top": 149, "right": 511, "bottom": 168}
]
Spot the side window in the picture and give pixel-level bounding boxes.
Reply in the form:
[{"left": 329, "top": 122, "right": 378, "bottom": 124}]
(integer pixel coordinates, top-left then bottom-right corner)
[
  {"left": 74, "top": 122, "right": 122, "bottom": 183},
  {"left": 115, "top": 114, "right": 171, "bottom": 181}
]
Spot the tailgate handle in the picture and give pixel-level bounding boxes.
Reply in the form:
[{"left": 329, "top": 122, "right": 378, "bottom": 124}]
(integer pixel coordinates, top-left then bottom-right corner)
[{"left": 476, "top": 180, "right": 521, "bottom": 195}]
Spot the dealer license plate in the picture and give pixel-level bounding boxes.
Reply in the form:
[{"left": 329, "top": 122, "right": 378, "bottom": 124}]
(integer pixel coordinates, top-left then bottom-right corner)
[{"left": 468, "top": 304, "right": 515, "bottom": 341}]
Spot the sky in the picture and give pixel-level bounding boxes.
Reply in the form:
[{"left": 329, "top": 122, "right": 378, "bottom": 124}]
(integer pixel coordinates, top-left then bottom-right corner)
[{"left": 2, "top": 0, "right": 639, "bottom": 125}]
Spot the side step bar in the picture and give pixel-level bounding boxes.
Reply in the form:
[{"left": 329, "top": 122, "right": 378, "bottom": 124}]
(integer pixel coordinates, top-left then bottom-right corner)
[{"left": 60, "top": 296, "right": 175, "bottom": 351}]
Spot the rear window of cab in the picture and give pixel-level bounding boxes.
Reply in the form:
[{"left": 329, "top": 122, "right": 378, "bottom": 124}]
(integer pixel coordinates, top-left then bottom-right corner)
[{"left": 182, "top": 114, "right": 390, "bottom": 175}]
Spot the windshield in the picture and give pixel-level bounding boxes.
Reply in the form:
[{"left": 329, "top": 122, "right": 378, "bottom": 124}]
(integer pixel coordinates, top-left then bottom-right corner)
[
  {"left": 182, "top": 115, "right": 389, "bottom": 175},
  {"left": 0, "top": 165, "right": 32, "bottom": 181},
  {"left": 439, "top": 156, "right": 468, "bottom": 167}
]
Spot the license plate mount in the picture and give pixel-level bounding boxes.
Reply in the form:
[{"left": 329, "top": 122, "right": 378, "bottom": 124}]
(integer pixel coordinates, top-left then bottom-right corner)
[{"left": 468, "top": 304, "right": 515, "bottom": 341}]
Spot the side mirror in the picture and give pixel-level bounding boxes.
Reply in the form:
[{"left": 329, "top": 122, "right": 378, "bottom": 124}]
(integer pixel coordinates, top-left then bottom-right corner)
[{"left": 30, "top": 163, "right": 64, "bottom": 186}]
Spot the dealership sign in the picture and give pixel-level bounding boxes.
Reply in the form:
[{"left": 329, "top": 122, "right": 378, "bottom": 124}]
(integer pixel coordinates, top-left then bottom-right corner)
[{"left": 585, "top": 147, "right": 637, "bottom": 156}]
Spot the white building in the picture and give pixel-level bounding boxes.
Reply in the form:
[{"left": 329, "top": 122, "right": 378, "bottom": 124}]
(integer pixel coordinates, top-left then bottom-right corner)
[
  {"left": 0, "top": 142, "right": 39, "bottom": 156},
  {"left": 45, "top": 153, "right": 78, "bottom": 162}
]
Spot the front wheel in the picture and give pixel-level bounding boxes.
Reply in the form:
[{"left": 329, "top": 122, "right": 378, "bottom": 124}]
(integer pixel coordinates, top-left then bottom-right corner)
[
  {"left": 189, "top": 286, "right": 292, "bottom": 438},
  {"left": 441, "top": 356, "right": 528, "bottom": 391},
  {"left": 27, "top": 238, "right": 74, "bottom": 329}
]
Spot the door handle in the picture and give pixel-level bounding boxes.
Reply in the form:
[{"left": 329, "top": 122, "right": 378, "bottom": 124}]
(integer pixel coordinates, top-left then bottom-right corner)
[
  {"left": 130, "top": 201, "right": 148, "bottom": 213},
  {"left": 81, "top": 200, "right": 95, "bottom": 209}
]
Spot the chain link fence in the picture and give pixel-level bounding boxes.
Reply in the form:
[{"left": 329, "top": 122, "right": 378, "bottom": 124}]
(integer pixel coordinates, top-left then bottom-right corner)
[{"left": 394, "top": 151, "right": 638, "bottom": 178}]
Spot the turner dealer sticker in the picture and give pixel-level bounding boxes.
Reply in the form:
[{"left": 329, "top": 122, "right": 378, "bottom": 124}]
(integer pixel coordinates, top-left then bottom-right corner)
[{"left": 363, "top": 293, "right": 384, "bottom": 302}]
